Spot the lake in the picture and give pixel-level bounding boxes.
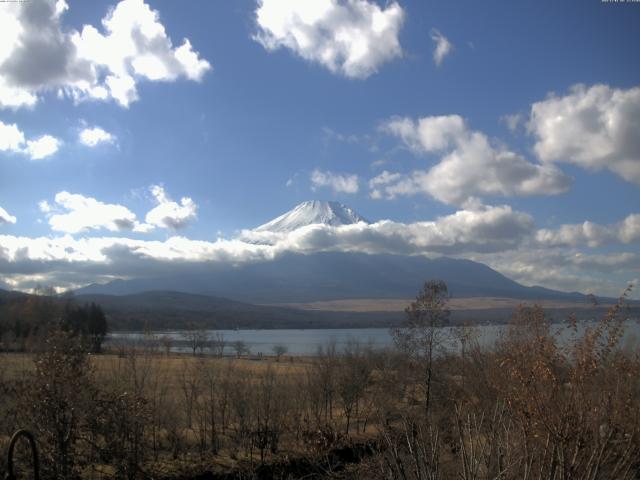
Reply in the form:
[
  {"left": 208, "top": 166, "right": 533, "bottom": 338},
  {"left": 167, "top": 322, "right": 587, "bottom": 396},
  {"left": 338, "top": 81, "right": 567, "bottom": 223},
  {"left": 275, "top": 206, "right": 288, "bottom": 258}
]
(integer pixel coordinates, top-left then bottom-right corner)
[{"left": 107, "top": 320, "right": 640, "bottom": 356}]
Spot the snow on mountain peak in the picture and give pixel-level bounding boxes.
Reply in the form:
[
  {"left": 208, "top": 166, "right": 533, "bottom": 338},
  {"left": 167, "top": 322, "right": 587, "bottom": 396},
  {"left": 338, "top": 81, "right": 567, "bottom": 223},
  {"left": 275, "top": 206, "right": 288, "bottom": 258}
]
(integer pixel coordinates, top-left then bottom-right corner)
[{"left": 255, "top": 200, "right": 369, "bottom": 232}]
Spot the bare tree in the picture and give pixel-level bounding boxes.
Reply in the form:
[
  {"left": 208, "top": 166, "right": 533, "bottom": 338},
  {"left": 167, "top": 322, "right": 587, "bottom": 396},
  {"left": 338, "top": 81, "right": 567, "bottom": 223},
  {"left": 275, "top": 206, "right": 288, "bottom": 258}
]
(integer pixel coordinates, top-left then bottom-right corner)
[
  {"left": 159, "top": 335, "right": 173, "bottom": 356},
  {"left": 210, "top": 332, "right": 225, "bottom": 357},
  {"left": 313, "top": 340, "right": 338, "bottom": 426},
  {"left": 252, "top": 367, "right": 289, "bottom": 463},
  {"left": 182, "top": 326, "right": 210, "bottom": 356},
  {"left": 232, "top": 340, "right": 249, "bottom": 358},
  {"left": 393, "top": 280, "right": 450, "bottom": 417},
  {"left": 451, "top": 321, "right": 479, "bottom": 394},
  {"left": 197, "top": 358, "right": 221, "bottom": 454},
  {"left": 272, "top": 344, "right": 288, "bottom": 361},
  {"left": 336, "top": 340, "right": 373, "bottom": 434},
  {"left": 178, "top": 358, "right": 201, "bottom": 429}
]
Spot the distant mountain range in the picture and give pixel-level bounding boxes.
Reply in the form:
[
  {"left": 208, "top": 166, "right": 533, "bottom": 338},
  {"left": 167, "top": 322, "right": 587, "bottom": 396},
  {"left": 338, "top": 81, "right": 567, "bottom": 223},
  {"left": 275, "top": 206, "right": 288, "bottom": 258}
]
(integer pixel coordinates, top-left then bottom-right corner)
[
  {"left": 0, "top": 287, "right": 402, "bottom": 330},
  {"left": 3, "top": 285, "right": 627, "bottom": 332}
]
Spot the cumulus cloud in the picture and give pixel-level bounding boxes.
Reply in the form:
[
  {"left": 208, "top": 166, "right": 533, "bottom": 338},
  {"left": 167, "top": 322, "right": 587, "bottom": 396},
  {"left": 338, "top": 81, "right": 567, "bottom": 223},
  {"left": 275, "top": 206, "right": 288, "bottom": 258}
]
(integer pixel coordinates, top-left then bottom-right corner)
[
  {"left": 0, "top": 0, "right": 210, "bottom": 109},
  {"left": 375, "top": 115, "right": 571, "bottom": 205},
  {"left": 254, "top": 0, "right": 404, "bottom": 79},
  {"left": 38, "top": 200, "right": 52, "bottom": 213},
  {"left": 570, "top": 252, "right": 640, "bottom": 274},
  {"left": 0, "top": 121, "right": 60, "bottom": 160},
  {"left": 529, "top": 84, "right": 640, "bottom": 184},
  {"left": 471, "top": 249, "right": 639, "bottom": 299},
  {"left": 0, "top": 121, "right": 25, "bottom": 151},
  {"left": 470, "top": 210, "right": 640, "bottom": 297},
  {"left": 310, "top": 169, "right": 359, "bottom": 194},
  {"left": 0, "top": 206, "right": 16, "bottom": 225},
  {"left": 430, "top": 28, "right": 452, "bottom": 66},
  {"left": 45, "top": 191, "right": 145, "bottom": 234},
  {"left": 24, "top": 135, "right": 61, "bottom": 160},
  {"left": 0, "top": 234, "right": 275, "bottom": 292},
  {"left": 78, "top": 126, "right": 115, "bottom": 147},
  {"left": 145, "top": 185, "right": 197, "bottom": 230},
  {"left": 535, "top": 213, "right": 640, "bottom": 248},
  {"left": 368, "top": 169, "right": 419, "bottom": 199},
  {"left": 243, "top": 203, "right": 535, "bottom": 255}
]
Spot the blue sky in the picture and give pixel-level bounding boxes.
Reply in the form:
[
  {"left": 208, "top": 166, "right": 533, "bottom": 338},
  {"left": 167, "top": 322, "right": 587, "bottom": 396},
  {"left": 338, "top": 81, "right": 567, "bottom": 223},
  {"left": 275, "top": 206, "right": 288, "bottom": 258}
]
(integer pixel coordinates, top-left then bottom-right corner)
[{"left": 0, "top": 0, "right": 639, "bottom": 297}]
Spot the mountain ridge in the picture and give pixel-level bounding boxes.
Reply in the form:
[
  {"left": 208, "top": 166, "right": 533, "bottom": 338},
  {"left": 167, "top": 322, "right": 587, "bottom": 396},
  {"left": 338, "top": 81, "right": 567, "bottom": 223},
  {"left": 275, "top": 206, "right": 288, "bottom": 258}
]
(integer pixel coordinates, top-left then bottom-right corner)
[{"left": 74, "top": 251, "right": 588, "bottom": 303}]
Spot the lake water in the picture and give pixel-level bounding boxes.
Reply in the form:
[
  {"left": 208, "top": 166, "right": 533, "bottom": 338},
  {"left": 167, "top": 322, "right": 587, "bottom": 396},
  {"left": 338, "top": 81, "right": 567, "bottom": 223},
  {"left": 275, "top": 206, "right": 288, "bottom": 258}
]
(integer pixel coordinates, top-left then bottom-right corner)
[{"left": 107, "top": 320, "right": 640, "bottom": 356}]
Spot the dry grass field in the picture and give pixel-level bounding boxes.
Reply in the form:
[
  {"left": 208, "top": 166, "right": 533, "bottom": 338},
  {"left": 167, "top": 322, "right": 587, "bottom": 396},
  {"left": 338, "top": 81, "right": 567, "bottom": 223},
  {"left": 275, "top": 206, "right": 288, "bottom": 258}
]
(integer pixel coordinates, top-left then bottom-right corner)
[
  {"left": 270, "top": 296, "right": 612, "bottom": 312},
  {"left": 0, "top": 351, "right": 313, "bottom": 384}
]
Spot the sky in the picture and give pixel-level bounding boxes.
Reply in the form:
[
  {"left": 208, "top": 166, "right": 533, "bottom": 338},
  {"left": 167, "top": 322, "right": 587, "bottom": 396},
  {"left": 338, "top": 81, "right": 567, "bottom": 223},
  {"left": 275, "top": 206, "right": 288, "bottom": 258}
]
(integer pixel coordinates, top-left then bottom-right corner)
[{"left": 0, "top": 0, "right": 639, "bottom": 297}]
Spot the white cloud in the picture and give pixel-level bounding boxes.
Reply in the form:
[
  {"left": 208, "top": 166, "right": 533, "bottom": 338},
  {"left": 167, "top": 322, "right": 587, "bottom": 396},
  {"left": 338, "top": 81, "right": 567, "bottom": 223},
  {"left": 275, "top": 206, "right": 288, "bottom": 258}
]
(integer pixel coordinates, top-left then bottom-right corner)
[
  {"left": 368, "top": 170, "right": 404, "bottom": 199},
  {"left": 310, "top": 169, "right": 359, "bottom": 194},
  {"left": 0, "top": 233, "right": 276, "bottom": 292},
  {"left": 78, "top": 126, "right": 115, "bottom": 147},
  {"left": 376, "top": 115, "right": 571, "bottom": 205},
  {"left": 46, "top": 191, "right": 142, "bottom": 234},
  {"left": 384, "top": 115, "right": 465, "bottom": 153},
  {"left": 322, "top": 126, "right": 361, "bottom": 144},
  {"left": 0, "top": 121, "right": 60, "bottom": 160},
  {"left": 0, "top": 0, "right": 210, "bottom": 109},
  {"left": 254, "top": 0, "right": 404, "bottom": 79},
  {"left": 502, "top": 113, "right": 523, "bottom": 132},
  {"left": 535, "top": 213, "right": 640, "bottom": 248},
  {"left": 0, "top": 121, "right": 25, "bottom": 151},
  {"left": 38, "top": 200, "right": 52, "bottom": 213},
  {"left": 529, "top": 84, "right": 640, "bottom": 184},
  {"left": 430, "top": 28, "right": 452, "bottom": 66},
  {"left": 38, "top": 186, "right": 199, "bottom": 235},
  {"left": 0, "top": 206, "right": 16, "bottom": 225},
  {"left": 145, "top": 185, "right": 197, "bottom": 230},
  {"left": 243, "top": 203, "right": 535, "bottom": 255},
  {"left": 24, "top": 135, "right": 61, "bottom": 160},
  {"left": 471, "top": 249, "right": 639, "bottom": 299},
  {"left": 570, "top": 252, "right": 640, "bottom": 274}
]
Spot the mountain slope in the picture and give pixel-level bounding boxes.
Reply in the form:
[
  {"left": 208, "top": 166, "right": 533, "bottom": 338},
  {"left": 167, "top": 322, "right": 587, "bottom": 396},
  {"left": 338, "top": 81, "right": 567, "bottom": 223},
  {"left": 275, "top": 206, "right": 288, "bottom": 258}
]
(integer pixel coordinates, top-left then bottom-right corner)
[
  {"left": 255, "top": 200, "right": 368, "bottom": 232},
  {"left": 75, "top": 252, "right": 586, "bottom": 303},
  {"left": 73, "top": 201, "right": 590, "bottom": 304},
  {"left": 0, "top": 288, "right": 27, "bottom": 303}
]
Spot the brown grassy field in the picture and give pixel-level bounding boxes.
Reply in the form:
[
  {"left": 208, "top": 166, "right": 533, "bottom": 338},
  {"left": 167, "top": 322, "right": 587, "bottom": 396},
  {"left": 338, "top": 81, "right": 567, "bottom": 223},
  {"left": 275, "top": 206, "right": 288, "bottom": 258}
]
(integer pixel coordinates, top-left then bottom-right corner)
[
  {"left": 269, "top": 296, "right": 611, "bottom": 312},
  {"left": 0, "top": 351, "right": 313, "bottom": 383}
]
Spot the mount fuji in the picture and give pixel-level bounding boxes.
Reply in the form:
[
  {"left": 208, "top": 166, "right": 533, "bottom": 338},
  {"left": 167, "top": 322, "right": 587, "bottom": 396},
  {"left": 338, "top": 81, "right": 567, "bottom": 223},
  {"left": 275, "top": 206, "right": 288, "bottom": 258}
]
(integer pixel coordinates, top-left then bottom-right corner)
[
  {"left": 255, "top": 200, "right": 368, "bottom": 232},
  {"left": 75, "top": 200, "right": 587, "bottom": 305}
]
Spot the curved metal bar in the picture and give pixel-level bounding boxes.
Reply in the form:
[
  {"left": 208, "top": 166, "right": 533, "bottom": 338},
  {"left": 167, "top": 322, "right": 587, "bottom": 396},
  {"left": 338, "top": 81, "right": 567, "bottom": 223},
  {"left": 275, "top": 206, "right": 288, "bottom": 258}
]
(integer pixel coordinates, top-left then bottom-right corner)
[{"left": 5, "top": 430, "right": 39, "bottom": 480}]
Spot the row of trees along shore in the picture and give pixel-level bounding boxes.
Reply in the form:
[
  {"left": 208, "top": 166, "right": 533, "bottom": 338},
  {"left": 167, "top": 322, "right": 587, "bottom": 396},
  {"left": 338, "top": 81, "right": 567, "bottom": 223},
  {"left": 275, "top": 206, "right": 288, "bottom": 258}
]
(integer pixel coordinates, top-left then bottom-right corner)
[
  {"left": 0, "top": 281, "right": 638, "bottom": 479},
  {"left": 0, "top": 287, "right": 107, "bottom": 353}
]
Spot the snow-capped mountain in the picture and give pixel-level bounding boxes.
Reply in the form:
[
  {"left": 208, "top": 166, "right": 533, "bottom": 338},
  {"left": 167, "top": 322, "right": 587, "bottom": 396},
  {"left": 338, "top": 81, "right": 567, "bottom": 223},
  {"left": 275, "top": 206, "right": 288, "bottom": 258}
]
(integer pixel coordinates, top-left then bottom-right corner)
[
  {"left": 76, "top": 202, "right": 589, "bottom": 304},
  {"left": 255, "top": 200, "right": 369, "bottom": 232}
]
